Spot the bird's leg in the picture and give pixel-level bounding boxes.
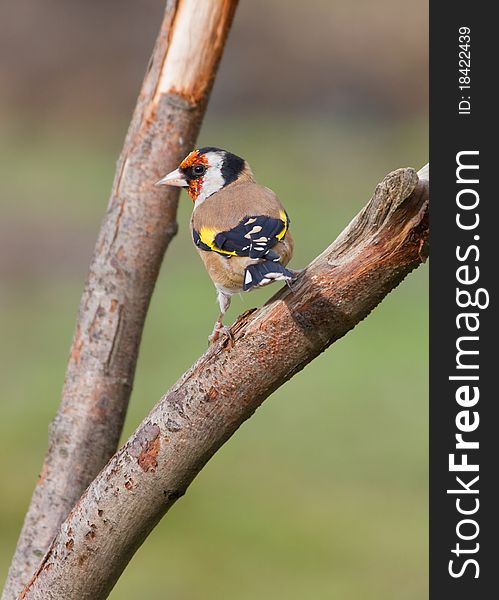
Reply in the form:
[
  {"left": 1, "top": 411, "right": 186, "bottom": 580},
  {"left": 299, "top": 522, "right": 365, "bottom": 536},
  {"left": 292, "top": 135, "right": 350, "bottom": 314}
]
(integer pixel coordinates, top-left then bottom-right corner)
[
  {"left": 209, "top": 317, "right": 231, "bottom": 345},
  {"left": 209, "top": 290, "right": 233, "bottom": 344},
  {"left": 285, "top": 267, "right": 304, "bottom": 290}
]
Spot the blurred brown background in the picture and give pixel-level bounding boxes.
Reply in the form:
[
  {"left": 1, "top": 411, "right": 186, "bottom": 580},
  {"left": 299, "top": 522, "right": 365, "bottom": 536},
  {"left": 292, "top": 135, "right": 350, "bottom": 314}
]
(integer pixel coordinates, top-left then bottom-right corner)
[
  {"left": 1, "top": 0, "right": 427, "bottom": 120},
  {"left": 1, "top": 1, "right": 428, "bottom": 599}
]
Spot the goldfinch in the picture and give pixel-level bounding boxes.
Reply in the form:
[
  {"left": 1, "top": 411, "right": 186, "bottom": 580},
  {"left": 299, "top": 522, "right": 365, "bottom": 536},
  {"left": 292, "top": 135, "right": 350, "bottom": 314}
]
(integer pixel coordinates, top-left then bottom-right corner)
[{"left": 157, "top": 147, "right": 295, "bottom": 342}]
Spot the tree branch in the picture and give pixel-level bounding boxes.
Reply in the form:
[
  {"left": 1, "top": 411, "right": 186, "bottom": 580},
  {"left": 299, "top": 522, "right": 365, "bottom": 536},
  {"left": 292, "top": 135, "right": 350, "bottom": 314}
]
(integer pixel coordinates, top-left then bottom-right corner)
[
  {"left": 2, "top": 2, "right": 238, "bottom": 597},
  {"left": 20, "top": 165, "right": 429, "bottom": 600}
]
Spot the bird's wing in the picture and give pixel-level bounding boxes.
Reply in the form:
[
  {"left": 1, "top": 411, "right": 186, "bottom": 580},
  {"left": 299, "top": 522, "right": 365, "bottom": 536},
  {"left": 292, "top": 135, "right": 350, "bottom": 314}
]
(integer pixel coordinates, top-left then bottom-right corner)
[{"left": 193, "top": 210, "right": 289, "bottom": 259}]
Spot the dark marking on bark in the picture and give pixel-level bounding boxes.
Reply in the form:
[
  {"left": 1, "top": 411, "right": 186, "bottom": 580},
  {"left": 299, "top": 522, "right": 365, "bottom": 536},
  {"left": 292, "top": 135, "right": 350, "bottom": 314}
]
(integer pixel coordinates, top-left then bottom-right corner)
[
  {"left": 129, "top": 423, "right": 161, "bottom": 473},
  {"left": 138, "top": 438, "right": 160, "bottom": 472},
  {"left": 165, "top": 418, "right": 181, "bottom": 432},
  {"left": 206, "top": 386, "right": 218, "bottom": 402},
  {"left": 172, "top": 395, "right": 188, "bottom": 420},
  {"left": 77, "top": 553, "right": 89, "bottom": 567},
  {"left": 104, "top": 303, "right": 124, "bottom": 375},
  {"left": 163, "top": 489, "right": 185, "bottom": 502},
  {"left": 36, "top": 463, "right": 48, "bottom": 486}
]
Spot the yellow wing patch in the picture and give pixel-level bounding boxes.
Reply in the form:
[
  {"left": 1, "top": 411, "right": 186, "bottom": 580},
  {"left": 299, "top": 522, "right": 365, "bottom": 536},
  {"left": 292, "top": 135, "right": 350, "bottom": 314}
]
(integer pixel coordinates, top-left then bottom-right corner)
[
  {"left": 276, "top": 210, "right": 288, "bottom": 240},
  {"left": 198, "top": 226, "right": 238, "bottom": 256}
]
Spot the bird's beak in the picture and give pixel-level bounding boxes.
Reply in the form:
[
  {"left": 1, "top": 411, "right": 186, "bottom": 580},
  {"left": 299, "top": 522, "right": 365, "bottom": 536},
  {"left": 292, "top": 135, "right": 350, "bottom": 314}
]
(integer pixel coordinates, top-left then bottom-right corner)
[{"left": 155, "top": 168, "right": 188, "bottom": 187}]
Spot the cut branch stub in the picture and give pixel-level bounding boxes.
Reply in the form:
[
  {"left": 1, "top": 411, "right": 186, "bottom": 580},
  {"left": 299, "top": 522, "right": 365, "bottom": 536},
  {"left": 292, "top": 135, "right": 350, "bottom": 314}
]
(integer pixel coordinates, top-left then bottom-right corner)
[
  {"left": 327, "top": 167, "right": 420, "bottom": 259},
  {"left": 20, "top": 166, "right": 429, "bottom": 600}
]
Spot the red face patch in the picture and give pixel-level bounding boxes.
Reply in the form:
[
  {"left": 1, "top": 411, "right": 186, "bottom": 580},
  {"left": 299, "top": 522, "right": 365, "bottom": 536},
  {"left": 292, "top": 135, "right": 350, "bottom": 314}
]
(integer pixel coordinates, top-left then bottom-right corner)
[
  {"left": 180, "top": 150, "right": 201, "bottom": 169},
  {"left": 180, "top": 150, "right": 209, "bottom": 202}
]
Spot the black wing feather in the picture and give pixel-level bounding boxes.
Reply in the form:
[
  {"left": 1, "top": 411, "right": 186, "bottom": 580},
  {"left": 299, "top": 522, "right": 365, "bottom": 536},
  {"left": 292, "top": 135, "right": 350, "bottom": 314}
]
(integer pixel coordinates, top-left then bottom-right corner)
[{"left": 213, "top": 215, "right": 287, "bottom": 259}]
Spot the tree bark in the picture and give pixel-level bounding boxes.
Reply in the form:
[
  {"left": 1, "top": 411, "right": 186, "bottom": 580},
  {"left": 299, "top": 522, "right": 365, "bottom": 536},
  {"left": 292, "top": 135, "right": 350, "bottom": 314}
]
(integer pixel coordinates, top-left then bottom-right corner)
[
  {"left": 19, "top": 165, "right": 429, "bottom": 600},
  {"left": 2, "top": 2, "right": 238, "bottom": 598}
]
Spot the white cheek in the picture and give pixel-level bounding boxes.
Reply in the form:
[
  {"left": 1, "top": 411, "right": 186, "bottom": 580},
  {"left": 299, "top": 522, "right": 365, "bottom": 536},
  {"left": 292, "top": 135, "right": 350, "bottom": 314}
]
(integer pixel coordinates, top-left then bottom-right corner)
[
  {"left": 199, "top": 169, "right": 224, "bottom": 200},
  {"left": 195, "top": 152, "right": 225, "bottom": 206}
]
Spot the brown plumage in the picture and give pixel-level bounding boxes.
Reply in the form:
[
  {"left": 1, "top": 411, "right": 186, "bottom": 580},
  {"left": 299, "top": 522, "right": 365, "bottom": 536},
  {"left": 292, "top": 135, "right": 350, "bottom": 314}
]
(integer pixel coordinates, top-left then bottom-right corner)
[
  {"left": 157, "top": 147, "right": 295, "bottom": 342},
  {"left": 192, "top": 173, "right": 294, "bottom": 293}
]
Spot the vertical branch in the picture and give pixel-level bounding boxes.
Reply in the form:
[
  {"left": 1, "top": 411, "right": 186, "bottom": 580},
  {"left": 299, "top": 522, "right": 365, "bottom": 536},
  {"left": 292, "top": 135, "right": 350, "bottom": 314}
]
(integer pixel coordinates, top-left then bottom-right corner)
[{"left": 2, "top": 1, "right": 238, "bottom": 597}]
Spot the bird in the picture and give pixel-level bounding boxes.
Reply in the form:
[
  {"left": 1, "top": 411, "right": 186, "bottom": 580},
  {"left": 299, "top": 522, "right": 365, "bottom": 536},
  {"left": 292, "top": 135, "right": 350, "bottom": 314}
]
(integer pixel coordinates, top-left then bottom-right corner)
[{"left": 156, "top": 147, "right": 295, "bottom": 343}]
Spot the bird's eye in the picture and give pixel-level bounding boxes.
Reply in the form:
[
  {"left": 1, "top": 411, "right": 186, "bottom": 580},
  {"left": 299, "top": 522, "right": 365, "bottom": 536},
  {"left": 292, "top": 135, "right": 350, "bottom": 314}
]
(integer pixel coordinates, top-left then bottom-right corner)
[{"left": 193, "top": 164, "right": 206, "bottom": 176}]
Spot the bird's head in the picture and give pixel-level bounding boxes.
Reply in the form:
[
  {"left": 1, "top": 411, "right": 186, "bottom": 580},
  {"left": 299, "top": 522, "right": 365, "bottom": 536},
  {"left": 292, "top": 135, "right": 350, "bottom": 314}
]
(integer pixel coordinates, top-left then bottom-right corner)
[{"left": 156, "top": 147, "right": 248, "bottom": 204}]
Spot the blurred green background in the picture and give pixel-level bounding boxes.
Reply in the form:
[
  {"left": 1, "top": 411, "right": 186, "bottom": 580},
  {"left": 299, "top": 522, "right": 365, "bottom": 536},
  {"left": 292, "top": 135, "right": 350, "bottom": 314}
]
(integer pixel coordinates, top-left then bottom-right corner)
[{"left": 0, "top": 1, "right": 428, "bottom": 598}]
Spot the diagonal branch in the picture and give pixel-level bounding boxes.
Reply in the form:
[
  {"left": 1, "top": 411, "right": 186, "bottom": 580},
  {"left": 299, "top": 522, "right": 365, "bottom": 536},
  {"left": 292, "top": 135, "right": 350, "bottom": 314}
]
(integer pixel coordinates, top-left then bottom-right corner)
[
  {"left": 2, "top": 2, "right": 239, "bottom": 597},
  {"left": 20, "top": 165, "right": 429, "bottom": 600}
]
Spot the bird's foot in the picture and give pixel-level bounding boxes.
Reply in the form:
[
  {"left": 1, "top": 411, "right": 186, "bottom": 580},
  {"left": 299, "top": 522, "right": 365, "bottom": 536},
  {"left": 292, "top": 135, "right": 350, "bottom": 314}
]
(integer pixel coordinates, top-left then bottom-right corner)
[
  {"left": 285, "top": 268, "right": 304, "bottom": 291},
  {"left": 208, "top": 321, "right": 234, "bottom": 346}
]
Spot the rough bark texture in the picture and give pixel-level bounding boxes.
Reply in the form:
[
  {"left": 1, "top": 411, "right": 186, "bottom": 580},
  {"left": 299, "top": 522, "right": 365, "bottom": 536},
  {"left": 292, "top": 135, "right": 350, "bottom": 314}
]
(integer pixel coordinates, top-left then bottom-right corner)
[
  {"left": 20, "top": 165, "right": 429, "bottom": 600},
  {"left": 2, "top": 2, "right": 238, "bottom": 598}
]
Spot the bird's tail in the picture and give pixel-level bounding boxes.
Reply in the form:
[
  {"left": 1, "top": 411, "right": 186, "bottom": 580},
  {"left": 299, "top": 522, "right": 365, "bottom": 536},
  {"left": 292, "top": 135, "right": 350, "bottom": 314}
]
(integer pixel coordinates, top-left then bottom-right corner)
[{"left": 243, "top": 261, "right": 295, "bottom": 291}]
